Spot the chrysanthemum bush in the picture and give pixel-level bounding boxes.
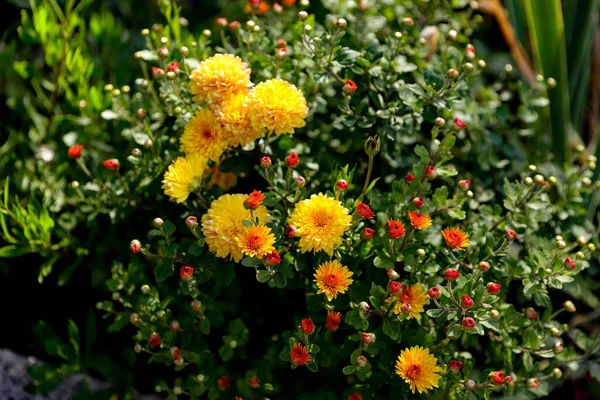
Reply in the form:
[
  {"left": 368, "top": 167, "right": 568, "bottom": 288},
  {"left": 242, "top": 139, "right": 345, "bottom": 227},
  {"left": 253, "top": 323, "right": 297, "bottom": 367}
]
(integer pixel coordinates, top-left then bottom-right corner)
[{"left": 4, "top": 0, "right": 600, "bottom": 399}]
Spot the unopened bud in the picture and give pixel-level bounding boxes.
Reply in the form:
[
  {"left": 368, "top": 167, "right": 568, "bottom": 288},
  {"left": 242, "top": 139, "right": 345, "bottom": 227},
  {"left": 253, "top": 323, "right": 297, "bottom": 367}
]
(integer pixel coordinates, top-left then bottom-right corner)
[
  {"left": 563, "top": 300, "right": 576, "bottom": 312},
  {"left": 202, "top": 29, "right": 212, "bottom": 37},
  {"left": 141, "top": 284, "right": 150, "bottom": 294},
  {"left": 478, "top": 59, "right": 486, "bottom": 68},
  {"left": 153, "top": 218, "right": 164, "bottom": 228},
  {"left": 576, "top": 251, "right": 585, "bottom": 260},
  {"left": 464, "top": 380, "right": 477, "bottom": 390},
  {"left": 417, "top": 248, "right": 426, "bottom": 258},
  {"left": 556, "top": 240, "right": 567, "bottom": 249},
  {"left": 448, "top": 29, "right": 457, "bottom": 40},
  {"left": 296, "top": 176, "right": 306, "bottom": 188},
  {"left": 298, "top": 11, "right": 308, "bottom": 21},
  {"left": 186, "top": 216, "right": 198, "bottom": 229},
  {"left": 490, "top": 310, "right": 500, "bottom": 319},
  {"left": 358, "top": 301, "right": 370, "bottom": 311},
  {"left": 552, "top": 368, "right": 562, "bottom": 379},
  {"left": 448, "top": 68, "right": 459, "bottom": 79},
  {"left": 386, "top": 269, "right": 399, "bottom": 280},
  {"left": 550, "top": 327, "right": 560, "bottom": 337},
  {"left": 435, "top": 117, "right": 446, "bottom": 127}
]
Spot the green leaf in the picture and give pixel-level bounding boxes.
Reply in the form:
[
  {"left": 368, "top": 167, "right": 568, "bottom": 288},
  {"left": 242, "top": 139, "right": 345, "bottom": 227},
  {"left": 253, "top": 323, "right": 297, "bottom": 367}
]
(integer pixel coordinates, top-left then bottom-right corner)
[
  {"left": 213, "top": 263, "right": 235, "bottom": 286},
  {"left": 522, "top": 328, "right": 539, "bottom": 349},
  {"left": 344, "top": 310, "right": 368, "bottom": 331},
  {"left": 256, "top": 270, "right": 270, "bottom": 283},
  {"left": 342, "top": 365, "right": 356, "bottom": 375},
  {"left": 426, "top": 309, "right": 444, "bottom": 318},
  {"left": 447, "top": 209, "right": 466, "bottom": 220},
  {"left": 242, "top": 257, "right": 260, "bottom": 267},
  {"left": 439, "top": 134, "right": 456, "bottom": 152},
  {"left": 373, "top": 256, "right": 394, "bottom": 269},
  {"left": 0, "top": 245, "right": 32, "bottom": 257},
  {"left": 154, "top": 261, "right": 174, "bottom": 283},
  {"left": 522, "top": 352, "right": 533, "bottom": 371},
  {"left": 414, "top": 145, "right": 430, "bottom": 162},
  {"left": 382, "top": 319, "right": 400, "bottom": 341},
  {"left": 433, "top": 187, "right": 449, "bottom": 208},
  {"left": 199, "top": 318, "right": 210, "bottom": 335}
]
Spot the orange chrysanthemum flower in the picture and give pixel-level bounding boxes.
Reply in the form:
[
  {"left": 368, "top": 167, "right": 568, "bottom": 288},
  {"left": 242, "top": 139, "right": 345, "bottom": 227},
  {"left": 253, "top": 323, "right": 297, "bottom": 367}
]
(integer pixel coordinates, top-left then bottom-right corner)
[
  {"left": 246, "top": 190, "right": 265, "bottom": 209},
  {"left": 408, "top": 211, "right": 432, "bottom": 230},
  {"left": 290, "top": 342, "right": 312, "bottom": 366},
  {"left": 395, "top": 346, "right": 442, "bottom": 394},
  {"left": 441, "top": 227, "right": 470, "bottom": 250},
  {"left": 245, "top": 1, "right": 270, "bottom": 14},
  {"left": 356, "top": 202, "right": 375, "bottom": 219},
  {"left": 326, "top": 310, "right": 342, "bottom": 331},
  {"left": 314, "top": 260, "right": 353, "bottom": 302},
  {"left": 386, "top": 283, "right": 428, "bottom": 319},
  {"left": 388, "top": 219, "right": 405, "bottom": 239},
  {"left": 235, "top": 225, "right": 276, "bottom": 259}
]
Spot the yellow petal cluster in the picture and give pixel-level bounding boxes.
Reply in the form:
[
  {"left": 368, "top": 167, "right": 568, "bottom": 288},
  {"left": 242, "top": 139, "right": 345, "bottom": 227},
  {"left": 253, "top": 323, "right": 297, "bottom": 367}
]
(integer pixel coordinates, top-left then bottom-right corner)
[
  {"left": 189, "top": 54, "right": 251, "bottom": 105},
  {"left": 216, "top": 92, "right": 263, "bottom": 147},
  {"left": 395, "top": 346, "right": 442, "bottom": 394},
  {"left": 201, "top": 194, "right": 269, "bottom": 262},
  {"left": 180, "top": 108, "right": 228, "bottom": 162},
  {"left": 161, "top": 153, "right": 207, "bottom": 203}
]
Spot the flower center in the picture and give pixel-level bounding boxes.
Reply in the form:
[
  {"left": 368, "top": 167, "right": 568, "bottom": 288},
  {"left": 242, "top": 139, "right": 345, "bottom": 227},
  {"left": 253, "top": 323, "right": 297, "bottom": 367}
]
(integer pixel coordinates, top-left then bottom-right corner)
[
  {"left": 202, "top": 130, "right": 214, "bottom": 140},
  {"left": 401, "top": 291, "right": 412, "bottom": 303},
  {"left": 248, "top": 235, "right": 261, "bottom": 249},
  {"left": 407, "top": 364, "right": 421, "bottom": 379},
  {"left": 326, "top": 274, "right": 339, "bottom": 286}
]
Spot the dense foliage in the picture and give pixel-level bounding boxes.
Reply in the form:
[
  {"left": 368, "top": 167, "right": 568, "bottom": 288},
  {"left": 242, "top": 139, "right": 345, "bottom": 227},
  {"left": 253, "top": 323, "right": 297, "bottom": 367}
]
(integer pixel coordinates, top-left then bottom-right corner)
[{"left": 1, "top": 0, "right": 599, "bottom": 399}]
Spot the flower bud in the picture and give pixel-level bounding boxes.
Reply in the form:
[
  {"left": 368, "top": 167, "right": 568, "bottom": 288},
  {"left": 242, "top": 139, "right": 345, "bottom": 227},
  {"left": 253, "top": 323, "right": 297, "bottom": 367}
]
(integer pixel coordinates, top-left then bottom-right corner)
[
  {"left": 71, "top": 181, "right": 80, "bottom": 189},
  {"left": 68, "top": 144, "right": 84, "bottom": 159},
  {"left": 505, "top": 230, "right": 517, "bottom": 240},
  {"left": 140, "top": 284, "right": 150, "bottom": 294},
  {"left": 487, "top": 282, "right": 502, "bottom": 295},
  {"left": 394, "top": 31, "right": 403, "bottom": 39},
  {"left": 286, "top": 224, "right": 297, "bottom": 238},
  {"left": 416, "top": 248, "right": 426, "bottom": 258},
  {"left": 336, "top": 179, "right": 349, "bottom": 191},
  {"left": 588, "top": 243, "right": 597, "bottom": 252},
  {"left": 356, "top": 355, "right": 367, "bottom": 367},
  {"left": 435, "top": 117, "right": 446, "bottom": 127},
  {"left": 464, "top": 379, "right": 477, "bottom": 390},
  {"left": 248, "top": 376, "right": 260, "bottom": 389},
  {"left": 548, "top": 175, "right": 557, "bottom": 185},
  {"left": 490, "top": 309, "right": 500, "bottom": 319},
  {"left": 401, "top": 302, "right": 411, "bottom": 313},
  {"left": 275, "top": 47, "right": 287, "bottom": 60},
  {"left": 575, "top": 251, "right": 585, "bottom": 260},
  {"left": 298, "top": 11, "right": 308, "bottom": 21},
  {"left": 525, "top": 307, "right": 537, "bottom": 320},
  {"left": 132, "top": 148, "right": 142, "bottom": 158},
  {"left": 429, "top": 286, "right": 441, "bottom": 299},
  {"left": 130, "top": 313, "right": 140, "bottom": 324},
  {"left": 563, "top": 300, "right": 576, "bottom": 312},
  {"left": 389, "top": 281, "right": 402, "bottom": 294},
  {"left": 461, "top": 294, "right": 474, "bottom": 308},
  {"left": 144, "top": 139, "right": 153, "bottom": 149},
  {"left": 343, "top": 79, "right": 358, "bottom": 95},
  {"left": 463, "top": 62, "right": 474, "bottom": 72},
  {"left": 564, "top": 257, "right": 576, "bottom": 270},
  {"left": 156, "top": 310, "right": 165, "bottom": 318},
  {"left": 553, "top": 341, "right": 563, "bottom": 354},
  {"left": 358, "top": 301, "right": 370, "bottom": 311},
  {"left": 402, "top": 17, "right": 414, "bottom": 26},
  {"left": 413, "top": 197, "right": 424, "bottom": 208},
  {"left": 202, "top": 29, "right": 212, "bottom": 37},
  {"left": 361, "top": 332, "right": 376, "bottom": 343},
  {"left": 148, "top": 332, "right": 161, "bottom": 347},
  {"left": 170, "top": 320, "right": 180, "bottom": 332},
  {"left": 528, "top": 378, "right": 540, "bottom": 389},
  {"left": 301, "top": 318, "right": 315, "bottom": 335},
  {"left": 216, "top": 17, "right": 228, "bottom": 27},
  {"left": 465, "top": 44, "right": 475, "bottom": 60},
  {"left": 286, "top": 152, "right": 299, "bottom": 168},
  {"left": 478, "top": 59, "right": 486, "bottom": 68},
  {"left": 336, "top": 18, "right": 347, "bottom": 28},
  {"left": 191, "top": 300, "right": 202, "bottom": 311},
  {"left": 577, "top": 236, "right": 588, "bottom": 246},
  {"left": 445, "top": 269, "right": 460, "bottom": 281},
  {"left": 425, "top": 165, "right": 437, "bottom": 179},
  {"left": 479, "top": 261, "right": 490, "bottom": 271},
  {"left": 103, "top": 159, "right": 120, "bottom": 171},
  {"left": 130, "top": 239, "right": 141, "bottom": 254},
  {"left": 448, "top": 68, "right": 459, "bottom": 79},
  {"left": 582, "top": 177, "right": 592, "bottom": 186},
  {"left": 361, "top": 227, "right": 375, "bottom": 240},
  {"left": 534, "top": 174, "right": 545, "bottom": 185},
  {"left": 448, "top": 360, "right": 463, "bottom": 373},
  {"left": 525, "top": 177, "right": 534, "bottom": 186},
  {"left": 552, "top": 368, "right": 562, "bottom": 379},
  {"left": 180, "top": 266, "right": 194, "bottom": 280},
  {"left": 364, "top": 136, "right": 380, "bottom": 157},
  {"left": 489, "top": 371, "right": 505, "bottom": 385},
  {"left": 153, "top": 218, "right": 164, "bottom": 228},
  {"left": 185, "top": 216, "right": 198, "bottom": 229},
  {"left": 386, "top": 269, "right": 399, "bottom": 280},
  {"left": 259, "top": 156, "right": 272, "bottom": 168},
  {"left": 462, "top": 317, "right": 475, "bottom": 329},
  {"left": 405, "top": 173, "right": 416, "bottom": 183},
  {"left": 458, "top": 179, "right": 471, "bottom": 191},
  {"left": 134, "top": 343, "right": 142, "bottom": 353},
  {"left": 556, "top": 240, "right": 567, "bottom": 249},
  {"left": 217, "top": 376, "right": 231, "bottom": 388}
]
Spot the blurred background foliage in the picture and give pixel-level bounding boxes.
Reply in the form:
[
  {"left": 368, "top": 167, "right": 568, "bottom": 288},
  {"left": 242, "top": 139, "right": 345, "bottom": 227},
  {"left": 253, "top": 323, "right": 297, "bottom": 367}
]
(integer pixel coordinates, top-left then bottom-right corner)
[{"left": 0, "top": 0, "right": 598, "bottom": 398}]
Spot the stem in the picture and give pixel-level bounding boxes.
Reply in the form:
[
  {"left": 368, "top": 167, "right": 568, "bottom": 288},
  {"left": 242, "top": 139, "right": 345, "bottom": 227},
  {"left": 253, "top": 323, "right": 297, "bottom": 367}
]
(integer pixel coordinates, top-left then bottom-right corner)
[{"left": 361, "top": 155, "right": 374, "bottom": 199}]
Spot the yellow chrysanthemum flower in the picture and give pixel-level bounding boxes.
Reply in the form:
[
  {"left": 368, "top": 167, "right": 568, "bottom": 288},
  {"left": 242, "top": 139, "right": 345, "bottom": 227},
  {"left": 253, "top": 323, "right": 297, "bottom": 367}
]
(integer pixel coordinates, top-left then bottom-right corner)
[
  {"left": 216, "top": 92, "right": 263, "bottom": 147},
  {"left": 203, "top": 161, "right": 238, "bottom": 191},
  {"left": 395, "top": 346, "right": 442, "bottom": 394},
  {"left": 201, "top": 194, "right": 269, "bottom": 262},
  {"left": 386, "top": 283, "right": 428, "bottom": 319},
  {"left": 161, "top": 153, "right": 207, "bottom": 203},
  {"left": 247, "top": 79, "right": 308, "bottom": 136},
  {"left": 189, "top": 54, "right": 251, "bottom": 105},
  {"left": 288, "top": 193, "right": 352, "bottom": 256},
  {"left": 235, "top": 225, "right": 276, "bottom": 259},
  {"left": 180, "top": 108, "right": 228, "bottom": 162},
  {"left": 314, "top": 260, "right": 353, "bottom": 302}
]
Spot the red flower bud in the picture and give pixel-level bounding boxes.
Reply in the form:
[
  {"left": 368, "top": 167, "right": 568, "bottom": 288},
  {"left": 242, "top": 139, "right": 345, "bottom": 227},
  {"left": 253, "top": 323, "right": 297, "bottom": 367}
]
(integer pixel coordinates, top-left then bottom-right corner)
[
  {"left": 445, "top": 269, "right": 460, "bottom": 281},
  {"left": 277, "top": 39, "right": 287, "bottom": 48},
  {"left": 191, "top": 300, "right": 202, "bottom": 311},
  {"left": 130, "top": 313, "right": 140, "bottom": 324},
  {"left": 462, "top": 317, "right": 475, "bottom": 329},
  {"left": 286, "top": 224, "right": 297, "bottom": 238},
  {"left": 169, "top": 320, "right": 180, "bottom": 332},
  {"left": 273, "top": 2, "right": 283, "bottom": 13},
  {"left": 487, "top": 282, "right": 502, "bottom": 295},
  {"left": 130, "top": 239, "right": 141, "bottom": 254},
  {"left": 356, "top": 355, "right": 367, "bottom": 367},
  {"left": 425, "top": 165, "right": 437, "bottom": 179},
  {"left": 505, "top": 229, "right": 517, "bottom": 240},
  {"left": 402, "top": 302, "right": 411, "bottom": 313},
  {"left": 525, "top": 307, "right": 537, "bottom": 320},
  {"left": 361, "top": 227, "right": 375, "bottom": 240},
  {"left": 348, "top": 393, "right": 362, "bottom": 400},
  {"left": 356, "top": 202, "right": 375, "bottom": 219},
  {"left": 286, "top": 152, "right": 299, "bottom": 168},
  {"left": 402, "top": 17, "right": 414, "bottom": 26},
  {"left": 248, "top": 376, "right": 260, "bottom": 389},
  {"left": 429, "top": 286, "right": 441, "bottom": 299},
  {"left": 449, "top": 360, "right": 463, "bottom": 373},
  {"left": 461, "top": 294, "right": 474, "bottom": 308},
  {"left": 68, "top": 144, "right": 83, "bottom": 159},
  {"left": 336, "top": 179, "right": 349, "bottom": 191},
  {"left": 300, "top": 318, "right": 315, "bottom": 335},
  {"left": 527, "top": 378, "right": 540, "bottom": 389},
  {"left": 167, "top": 61, "right": 179, "bottom": 72},
  {"left": 185, "top": 216, "right": 198, "bottom": 229},
  {"left": 217, "top": 376, "right": 231, "bottom": 389},
  {"left": 103, "top": 158, "right": 120, "bottom": 171},
  {"left": 453, "top": 117, "right": 467, "bottom": 130},
  {"left": 386, "top": 269, "right": 399, "bottom": 280},
  {"left": 344, "top": 79, "right": 358, "bottom": 95},
  {"left": 489, "top": 371, "right": 505, "bottom": 385},
  {"left": 405, "top": 173, "right": 416, "bottom": 183},
  {"left": 361, "top": 332, "right": 375, "bottom": 343},
  {"left": 216, "top": 17, "right": 228, "bottom": 27},
  {"left": 564, "top": 257, "right": 576, "bottom": 270},
  {"left": 264, "top": 250, "right": 281, "bottom": 267},
  {"left": 228, "top": 21, "right": 241, "bottom": 31},
  {"left": 389, "top": 281, "right": 402, "bottom": 294},
  {"left": 260, "top": 156, "right": 272, "bottom": 168},
  {"left": 479, "top": 261, "right": 490, "bottom": 271},
  {"left": 465, "top": 44, "right": 475, "bottom": 60},
  {"left": 180, "top": 266, "right": 194, "bottom": 280},
  {"left": 148, "top": 332, "right": 161, "bottom": 347},
  {"left": 152, "top": 67, "right": 164, "bottom": 78},
  {"left": 413, "top": 197, "right": 424, "bottom": 208},
  {"left": 458, "top": 179, "right": 471, "bottom": 191}
]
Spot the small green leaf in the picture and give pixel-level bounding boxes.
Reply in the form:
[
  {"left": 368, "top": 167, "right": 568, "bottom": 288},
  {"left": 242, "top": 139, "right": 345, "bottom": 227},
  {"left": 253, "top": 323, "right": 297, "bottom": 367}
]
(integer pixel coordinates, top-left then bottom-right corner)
[{"left": 242, "top": 257, "right": 260, "bottom": 267}]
